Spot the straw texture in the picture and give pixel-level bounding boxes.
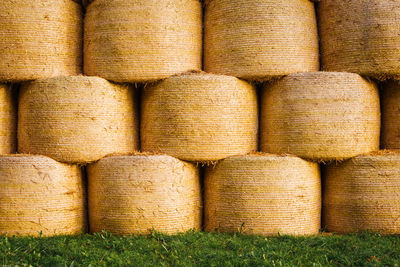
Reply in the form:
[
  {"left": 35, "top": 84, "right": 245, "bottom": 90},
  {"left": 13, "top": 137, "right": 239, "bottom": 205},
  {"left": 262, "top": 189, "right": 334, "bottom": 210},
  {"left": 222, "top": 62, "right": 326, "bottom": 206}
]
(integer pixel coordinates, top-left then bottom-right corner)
[
  {"left": 84, "top": 0, "right": 202, "bottom": 82},
  {"left": 324, "top": 152, "right": 400, "bottom": 234},
  {"left": 0, "top": 84, "right": 16, "bottom": 154},
  {"left": 382, "top": 81, "right": 400, "bottom": 149},
  {"left": 261, "top": 72, "right": 380, "bottom": 161},
  {"left": 0, "top": 0, "right": 82, "bottom": 82},
  {"left": 319, "top": 0, "right": 400, "bottom": 79},
  {"left": 141, "top": 72, "right": 258, "bottom": 162},
  {"left": 18, "top": 76, "right": 139, "bottom": 164},
  {"left": 88, "top": 154, "right": 201, "bottom": 235},
  {"left": 0, "top": 155, "right": 86, "bottom": 236},
  {"left": 204, "top": 0, "right": 319, "bottom": 80},
  {"left": 205, "top": 154, "right": 321, "bottom": 236}
]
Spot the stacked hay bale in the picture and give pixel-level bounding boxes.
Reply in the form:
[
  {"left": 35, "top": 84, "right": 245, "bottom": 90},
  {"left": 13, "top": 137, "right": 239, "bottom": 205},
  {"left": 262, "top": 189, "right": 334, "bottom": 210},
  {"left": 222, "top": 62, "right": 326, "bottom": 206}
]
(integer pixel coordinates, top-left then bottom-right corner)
[
  {"left": 0, "top": 155, "right": 86, "bottom": 236},
  {"left": 141, "top": 72, "right": 258, "bottom": 162},
  {"left": 18, "top": 76, "right": 139, "bottom": 164},
  {"left": 318, "top": 0, "right": 400, "bottom": 79},
  {"left": 204, "top": 0, "right": 319, "bottom": 80},
  {"left": 205, "top": 154, "right": 321, "bottom": 236},
  {"left": 88, "top": 154, "right": 201, "bottom": 235},
  {"left": 0, "top": 85, "right": 16, "bottom": 154},
  {"left": 0, "top": 0, "right": 82, "bottom": 82},
  {"left": 324, "top": 152, "right": 400, "bottom": 234},
  {"left": 260, "top": 72, "right": 380, "bottom": 162},
  {"left": 0, "top": 0, "right": 399, "bottom": 238},
  {"left": 84, "top": 0, "right": 202, "bottom": 82}
]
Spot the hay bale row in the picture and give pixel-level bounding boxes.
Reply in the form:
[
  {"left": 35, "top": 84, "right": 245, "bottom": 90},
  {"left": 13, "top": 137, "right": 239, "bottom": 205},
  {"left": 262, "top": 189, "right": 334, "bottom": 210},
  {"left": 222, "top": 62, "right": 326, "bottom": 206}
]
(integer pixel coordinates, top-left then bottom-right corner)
[
  {"left": 324, "top": 151, "right": 400, "bottom": 234},
  {"left": 318, "top": 0, "right": 400, "bottom": 79},
  {"left": 2, "top": 151, "right": 400, "bottom": 236},
  {"left": 0, "top": 84, "right": 16, "bottom": 154},
  {"left": 18, "top": 76, "right": 139, "bottom": 164},
  {"left": 141, "top": 72, "right": 258, "bottom": 162},
  {"left": 0, "top": 155, "right": 86, "bottom": 237},
  {"left": 260, "top": 72, "right": 380, "bottom": 162},
  {"left": 0, "top": 0, "right": 82, "bottom": 82},
  {"left": 4, "top": 0, "right": 400, "bottom": 82},
  {"left": 204, "top": 0, "right": 319, "bottom": 80},
  {"left": 84, "top": 0, "right": 202, "bottom": 82},
  {"left": 9, "top": 71, "right": 385, "bottom": 164}
]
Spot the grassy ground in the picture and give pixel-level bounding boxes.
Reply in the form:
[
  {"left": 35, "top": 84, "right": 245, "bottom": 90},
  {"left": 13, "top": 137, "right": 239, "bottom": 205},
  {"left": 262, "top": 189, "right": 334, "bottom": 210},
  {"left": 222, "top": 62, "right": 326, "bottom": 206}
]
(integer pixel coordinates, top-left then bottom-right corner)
[{"left": 0, "top": 231, "right": 399, "bottom": 266}]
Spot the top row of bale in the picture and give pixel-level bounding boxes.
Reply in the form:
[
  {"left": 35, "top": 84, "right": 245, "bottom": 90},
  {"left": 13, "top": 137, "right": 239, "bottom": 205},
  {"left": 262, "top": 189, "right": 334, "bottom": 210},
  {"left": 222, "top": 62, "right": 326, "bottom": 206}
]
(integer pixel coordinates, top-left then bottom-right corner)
[{"left": 0, "top": 0, "right": 399, "bottom": 82}]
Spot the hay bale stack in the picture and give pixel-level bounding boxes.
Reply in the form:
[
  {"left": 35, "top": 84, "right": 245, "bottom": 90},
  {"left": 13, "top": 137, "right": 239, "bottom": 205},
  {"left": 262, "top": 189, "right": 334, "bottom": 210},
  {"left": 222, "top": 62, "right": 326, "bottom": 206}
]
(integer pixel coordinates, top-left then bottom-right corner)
[
  {"left": 88, "top": 154, "right": 201, "bottom": 235},
  {"left": 324, "top": 152, "right": 400, "bottom": 234},
  {"left": 141, "top": 72, "right": 258, "bottom": 162},
  {"left": 18, "top": 76, "right": 139, "bottom": 164},
  {"left": 381, "top": 81, "right": 400, "bottom": 149},
  {"left": 0, "top": 0, "right": 82, "bottom": 82},
  {"left": 205, "top": 154, "right": 321, "bottom": 236},
  {"left": 0, "top": 155, "right": 86, "bottom": 236},
  {"left": 84, "top": 0, "right": 202, "bottom": 82},
  {"left": 261, "top": 72, "right": 380, "bottom": 161},
  {"left": 0, "top": 84, "right": 16, "bottom": 154},
  {"left": 319, "top": 0, "right": 400, "bottom": 79},
  {"left": 204, "top": 0, "right": 319, "bottom": 80}
]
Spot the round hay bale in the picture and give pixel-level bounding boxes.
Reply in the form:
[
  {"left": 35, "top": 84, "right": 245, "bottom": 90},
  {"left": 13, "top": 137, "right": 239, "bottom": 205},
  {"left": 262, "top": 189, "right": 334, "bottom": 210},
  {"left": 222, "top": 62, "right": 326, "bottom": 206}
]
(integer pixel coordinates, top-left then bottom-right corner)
[
  {"left": 84, "top": 0, "right": 202, "bottom": 82},
  {"left": 0, "top": 84, "right": 16, "bottom": 154},
  {"left": 261, "top": 72, "right": 380, "bottom": 161},
  {"left": 324, "top": 151, "right": 400, "bottom": 234},
  {"left": 205, "top": 154, "right": 321, "bottom": 236},
  {"left": 0, "top": 0, "right": 82, "bottom": 82},
  {"left": 0, "top": 155, "right": 86, "bottom": 236},
  {"left": 319, "top": 0, "right": 400, "bottom": 79},
  {"left": 88, "top": 154, "right": 201, "bottom": 235},
  {"left": 381, "top": 81, "right": 400, "bottom": 149},
  {"left": 141, "top": 72, "right": 258, "bottom": 162},
  {"left": 204, "top": 0, "right": 319, "bottom": 81},
  {"left": 18, "top": 76, "right": 139, "bottom": 164}
]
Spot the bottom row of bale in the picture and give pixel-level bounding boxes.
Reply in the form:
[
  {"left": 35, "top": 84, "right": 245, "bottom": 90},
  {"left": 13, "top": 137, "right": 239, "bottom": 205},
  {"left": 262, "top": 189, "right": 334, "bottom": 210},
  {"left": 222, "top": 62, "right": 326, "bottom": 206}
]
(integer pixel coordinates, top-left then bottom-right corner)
[{"left": 0, "top": 152, "right": 399, "bottom": 237}]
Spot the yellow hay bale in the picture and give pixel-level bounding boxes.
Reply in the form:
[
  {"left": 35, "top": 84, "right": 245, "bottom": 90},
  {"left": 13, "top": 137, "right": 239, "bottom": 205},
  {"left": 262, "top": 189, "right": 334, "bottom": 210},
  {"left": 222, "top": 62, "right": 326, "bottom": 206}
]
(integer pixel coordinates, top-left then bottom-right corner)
[
  {"left": 0, "top": 155, "right": 86, "bottom": 236},
  {"left": 319, "top": 0, "right": 400, "bottom": 79},
  {"left": 0, "top": 84, "right": 16, "bottom": 154},
  {"left": 88, "top": 154, "right": 201, "bottom": 235},
  {"left": 18, "top": 76, "right": 139, "bottom": 164},
  {"left": 141, "top": 72, "right": 258, "bottom": 162},
  {"left": 84, "top": 0, "right": 202, "bottom": 82},
  {"left": 204, "top": 0, "right": 319, "bottom": 81},
  {"left": 261, "top": 72, "right": 380, "bottom": 161},
  {"left": 381, "top": 81, "right": 400, "bottom": 149},
  {"left": 205, "top": 154, "right": 321, "bottom": 236},
  {"left": 0, "top": 0, "right": 82, "bottom": 82},
  {"left": 324, "top": 151, "right": 400, "bottom": 234}
]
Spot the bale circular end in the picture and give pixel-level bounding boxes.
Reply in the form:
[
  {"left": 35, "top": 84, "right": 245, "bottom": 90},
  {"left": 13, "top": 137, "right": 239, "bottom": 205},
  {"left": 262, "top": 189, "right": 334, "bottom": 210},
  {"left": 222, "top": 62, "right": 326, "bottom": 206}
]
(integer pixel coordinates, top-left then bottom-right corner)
[
  {"left": 88, "top": 154, "right": 201, "bottom": 235},
  {"left": 324, "top": 151, "right": 400, "bottom": 234},
  {"left": 0, "top": 155, "right": 86, "bottom": 236},
  {"left": 141, "top": 72, "right": 258, "bottom": 162},
  {"left": 261, "top": 72, "right": 380, "bottom": 161},
  {"left": 0, "top": 84, "right": 16, "bottom": 154},
  {"left": 319, "top": 0, "right": 400, "bottom": 79},
  {"left": 18, "top": 76, "right": 139, "bottom": 164},
  {"left": 205, "top": 153, "right": 321, "bottom": 236},
  {"left": 84, "top": 0, "right": 202, "bottom": 82},
  {"left": 204, "top": 0, "right": 319, "bottom": 80},
  {"left": 0, "top": 0, "right": 82, "bottom": 82}
]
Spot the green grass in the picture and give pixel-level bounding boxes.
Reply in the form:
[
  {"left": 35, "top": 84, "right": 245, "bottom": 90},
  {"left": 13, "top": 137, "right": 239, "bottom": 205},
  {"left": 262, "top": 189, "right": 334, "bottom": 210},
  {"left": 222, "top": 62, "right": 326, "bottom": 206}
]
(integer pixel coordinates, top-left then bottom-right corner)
[{"left": 0, "top": 231, "right": 399, "bottom": 266}]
